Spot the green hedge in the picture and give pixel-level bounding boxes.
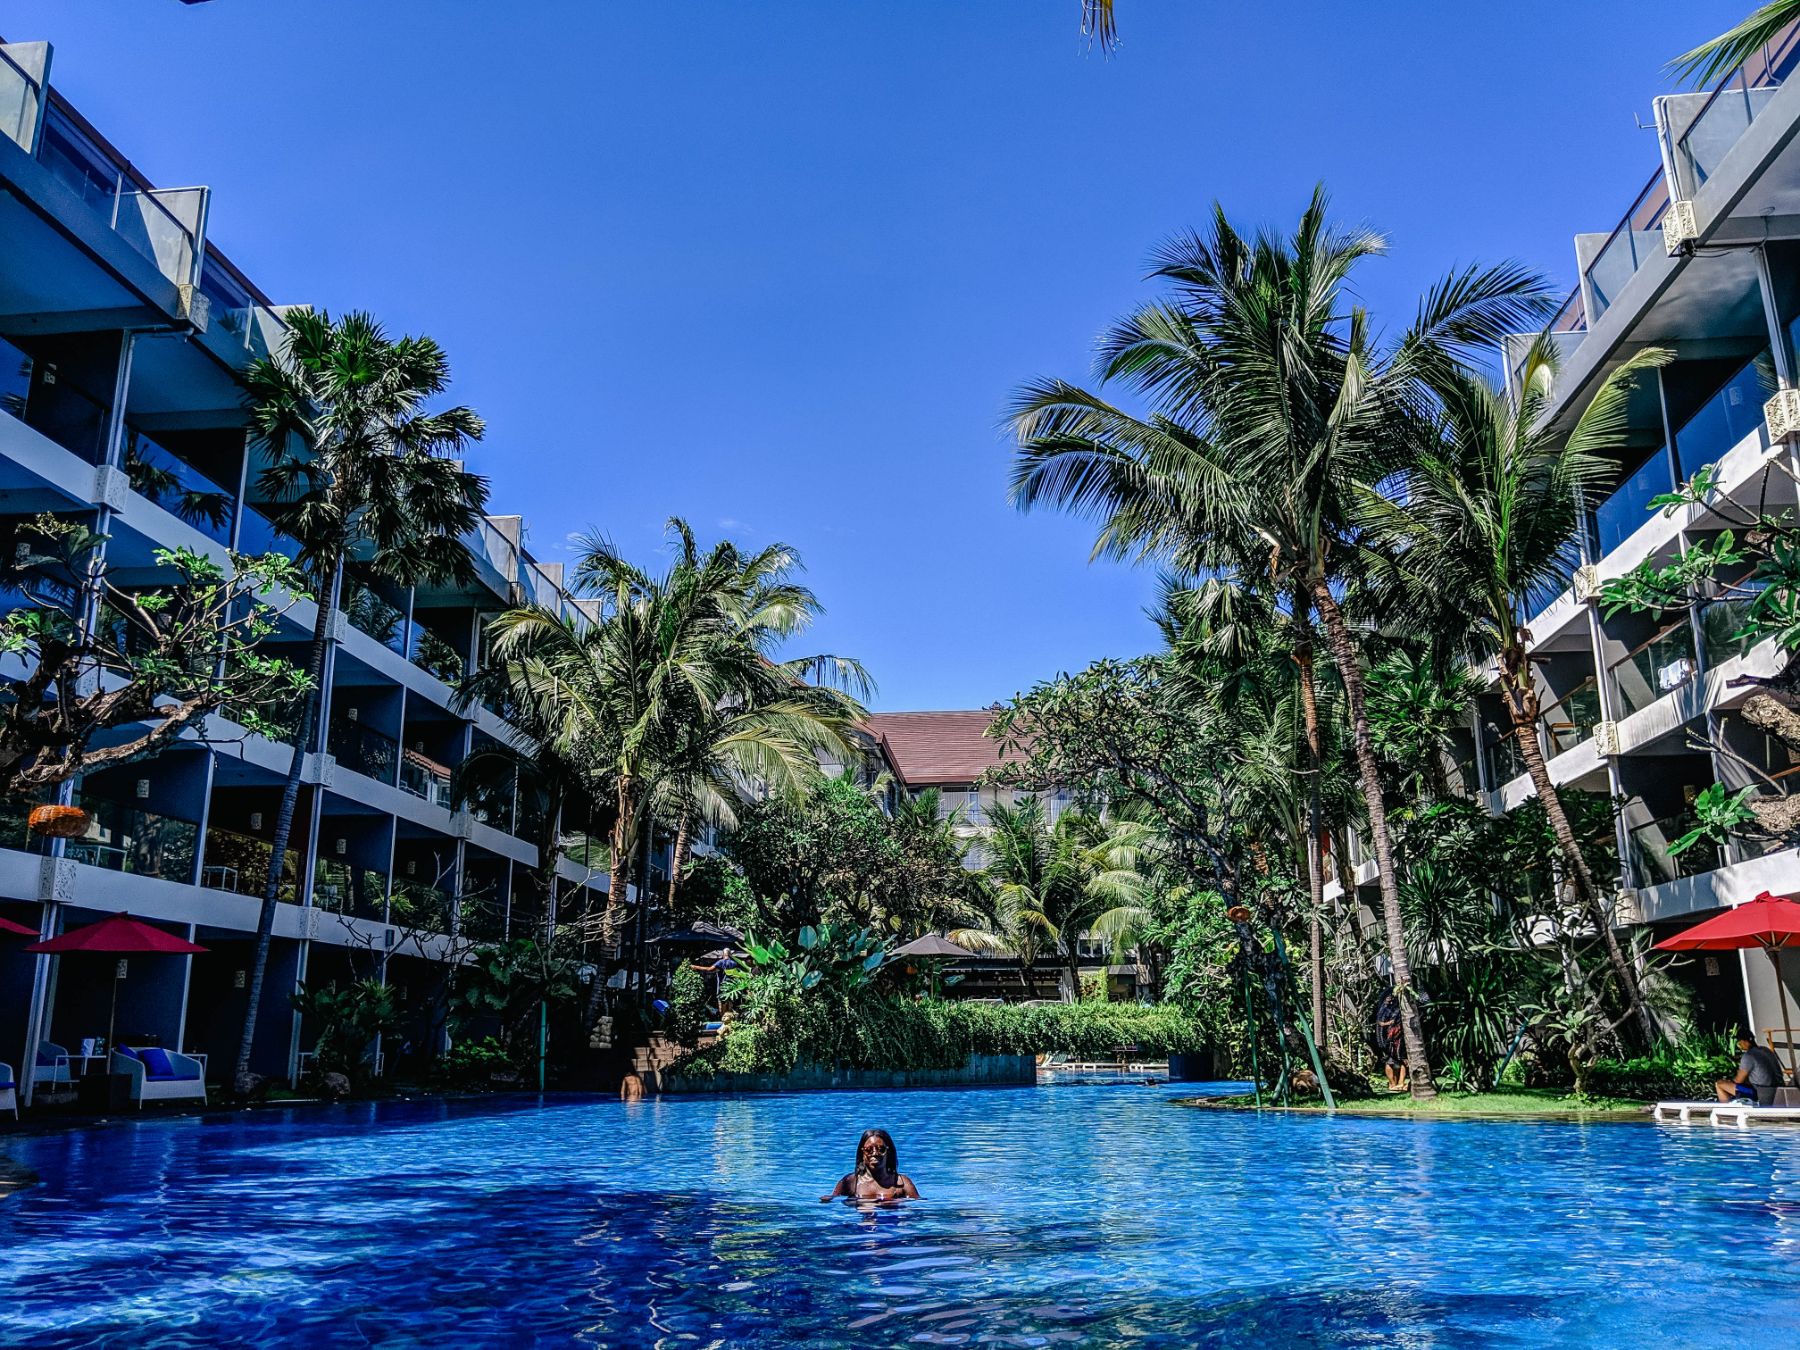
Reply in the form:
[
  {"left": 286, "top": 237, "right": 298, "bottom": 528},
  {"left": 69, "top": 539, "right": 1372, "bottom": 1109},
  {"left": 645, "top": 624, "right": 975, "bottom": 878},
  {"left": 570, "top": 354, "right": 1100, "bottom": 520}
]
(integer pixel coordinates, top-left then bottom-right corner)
[{"left": 673, "top": 996, "right": 1205, "bottom": 1079}]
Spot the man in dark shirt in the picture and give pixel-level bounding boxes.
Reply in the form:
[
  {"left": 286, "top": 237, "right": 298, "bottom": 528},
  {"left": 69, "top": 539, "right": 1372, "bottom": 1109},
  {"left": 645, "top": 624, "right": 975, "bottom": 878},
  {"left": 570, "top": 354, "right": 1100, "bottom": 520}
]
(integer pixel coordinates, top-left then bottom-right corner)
[{"left": 1714, "top": 1032, "right": 1786, "bottom": 1106}]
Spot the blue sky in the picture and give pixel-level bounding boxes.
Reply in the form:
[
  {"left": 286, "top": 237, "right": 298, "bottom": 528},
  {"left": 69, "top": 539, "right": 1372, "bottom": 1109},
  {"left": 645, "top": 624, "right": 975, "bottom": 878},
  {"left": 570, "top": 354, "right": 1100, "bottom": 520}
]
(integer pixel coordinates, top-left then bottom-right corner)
[{"left": 9, "top": 0, "right": 1748, "bottom": 708}]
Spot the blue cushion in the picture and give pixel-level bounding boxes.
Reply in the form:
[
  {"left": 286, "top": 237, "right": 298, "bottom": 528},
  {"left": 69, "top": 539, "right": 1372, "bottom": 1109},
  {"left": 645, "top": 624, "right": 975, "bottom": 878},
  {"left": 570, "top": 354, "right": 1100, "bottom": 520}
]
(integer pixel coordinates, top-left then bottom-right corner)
[
  {"left": 139, "top": 1047, "right": 175, "bottom": 1077},
  {"left": 0, "top": 1080, "right": 14, "bottom": 1091}
]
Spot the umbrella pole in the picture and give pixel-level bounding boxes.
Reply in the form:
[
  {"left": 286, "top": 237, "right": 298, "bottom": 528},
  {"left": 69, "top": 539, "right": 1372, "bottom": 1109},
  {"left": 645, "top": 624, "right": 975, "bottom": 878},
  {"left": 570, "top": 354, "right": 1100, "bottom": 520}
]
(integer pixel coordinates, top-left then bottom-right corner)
[
  {"left": 1770, "top": 945, "right": 1798, "bottom": 1081},
  {"left": 107, "top": 968, "right": 120, "bottom": 1054}
]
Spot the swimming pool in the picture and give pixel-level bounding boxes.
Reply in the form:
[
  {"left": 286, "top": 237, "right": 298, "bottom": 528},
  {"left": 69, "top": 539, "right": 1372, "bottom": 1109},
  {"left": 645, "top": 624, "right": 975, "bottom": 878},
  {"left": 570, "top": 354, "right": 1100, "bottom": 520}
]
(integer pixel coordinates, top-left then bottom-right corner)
[{"left": 1, "top": 1083, "right": 1797, "bottom": 1347}]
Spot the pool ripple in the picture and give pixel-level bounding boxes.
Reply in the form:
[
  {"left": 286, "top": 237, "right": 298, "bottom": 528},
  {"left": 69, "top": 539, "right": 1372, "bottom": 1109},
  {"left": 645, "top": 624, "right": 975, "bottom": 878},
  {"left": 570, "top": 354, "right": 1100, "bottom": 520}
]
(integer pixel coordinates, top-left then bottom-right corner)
[{"left": 1, "top": 1085, "right": 1798, "bottom": 1346}]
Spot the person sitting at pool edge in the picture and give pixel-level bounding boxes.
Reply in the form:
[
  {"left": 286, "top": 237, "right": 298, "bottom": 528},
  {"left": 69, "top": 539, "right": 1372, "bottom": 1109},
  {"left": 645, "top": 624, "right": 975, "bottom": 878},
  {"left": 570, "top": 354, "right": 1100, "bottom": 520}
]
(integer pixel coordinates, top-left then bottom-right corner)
[
  {"left": 820, "top": 1128, "right": 920, "bottom": 1203},
  {"left": 1715, "top": 1031, "right": 1785, "bottom": 1106}
]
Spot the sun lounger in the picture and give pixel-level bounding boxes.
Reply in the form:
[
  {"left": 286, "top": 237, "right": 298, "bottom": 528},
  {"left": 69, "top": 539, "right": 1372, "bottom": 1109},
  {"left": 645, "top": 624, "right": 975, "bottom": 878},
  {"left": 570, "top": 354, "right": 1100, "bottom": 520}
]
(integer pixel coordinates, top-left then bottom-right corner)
[
  {"left": 1711, "top": 1103, "right": 1800, "bottom": 1128},
  {"left": 1653, "top": 1100, "right": 1726, "bottom": 1123},
  {"left": 111, "top": 1047, "right": 207, "bottom": 1109}
]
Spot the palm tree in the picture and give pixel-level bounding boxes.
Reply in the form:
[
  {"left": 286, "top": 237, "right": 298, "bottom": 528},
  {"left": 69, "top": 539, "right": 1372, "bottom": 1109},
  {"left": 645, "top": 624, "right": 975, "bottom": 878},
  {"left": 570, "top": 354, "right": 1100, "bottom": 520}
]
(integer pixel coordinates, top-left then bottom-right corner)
[
  {"left": 1672, "top": 1, "right": 1798, "bottom": 86},
  {"left": 234, "top": 310, "right": 486, "bottom": 1093},
  {"left": 489, "top": 520, "right": 869, "bottom": 962},
  {"left": 1008, "top": 187, "right": 1551, "bottom": 1095},
  {"left": 1363, "top": 340, "right": 1669, "bottom": 1047},
  {"left": 970, "top": 798, "right": 1150, "bottom": 998}
]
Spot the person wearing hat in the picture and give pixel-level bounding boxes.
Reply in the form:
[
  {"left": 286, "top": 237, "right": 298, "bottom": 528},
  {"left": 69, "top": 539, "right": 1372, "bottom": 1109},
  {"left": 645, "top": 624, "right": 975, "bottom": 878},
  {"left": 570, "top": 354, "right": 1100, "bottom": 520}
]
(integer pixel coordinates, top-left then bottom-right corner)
[{"left": 1715, "top": 1031, "right": 1785, "bottom": 1106}]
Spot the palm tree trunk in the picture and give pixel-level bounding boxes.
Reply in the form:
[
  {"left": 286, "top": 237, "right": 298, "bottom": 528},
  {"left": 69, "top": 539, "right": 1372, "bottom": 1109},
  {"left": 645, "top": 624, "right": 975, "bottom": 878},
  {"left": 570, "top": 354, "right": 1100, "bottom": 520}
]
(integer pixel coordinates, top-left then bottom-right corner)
[
  {"left": 1498, "top": 651, "right": 1655, "bottom": 1050},
  {"left": 1291, "top": 595, "right": 1329, "bottom": 1052},
  {"left": 234, "top": 561, "right": 340, "bottom": 1094},
  {"left": 602, "top": 777, "right": 633, "bottom": 954},
  {"left": 1311, "top": 580, "right": 1436, "bottom": 1098},
  {"left": 666, "top": 809, "right": 691, "bottom": 915}
]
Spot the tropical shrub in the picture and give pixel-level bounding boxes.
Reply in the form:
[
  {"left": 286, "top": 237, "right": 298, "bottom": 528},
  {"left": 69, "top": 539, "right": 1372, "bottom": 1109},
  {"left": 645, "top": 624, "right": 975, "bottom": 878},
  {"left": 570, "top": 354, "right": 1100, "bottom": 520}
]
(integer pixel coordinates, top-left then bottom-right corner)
[
  {"left": 673, "top": 996, "right": 1204, "bottom": 1078},
  {"left": 1588, "top": 1032, "right": 1741, "bottom": 1101},
  {"left": 666, "top": 963, "right": 711, "bottom": 1046},
  {"left": 290, "top": 978, "right": 403, "bottom": 1085}
]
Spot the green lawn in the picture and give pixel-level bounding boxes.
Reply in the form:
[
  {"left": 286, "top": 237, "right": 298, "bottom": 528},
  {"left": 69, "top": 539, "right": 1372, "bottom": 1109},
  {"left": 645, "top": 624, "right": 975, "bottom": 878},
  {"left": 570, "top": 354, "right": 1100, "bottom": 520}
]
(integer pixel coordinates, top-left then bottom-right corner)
[{"left": 1185, "top": 1088, "right": 1652, "bottom": 1120}]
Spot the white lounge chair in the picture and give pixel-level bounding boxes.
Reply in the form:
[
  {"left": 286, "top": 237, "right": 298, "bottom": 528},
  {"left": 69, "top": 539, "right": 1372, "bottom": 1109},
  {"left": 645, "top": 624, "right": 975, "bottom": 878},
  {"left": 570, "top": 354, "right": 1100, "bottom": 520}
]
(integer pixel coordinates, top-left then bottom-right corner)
[
  {"left": 31, "top": 1042, "right": 72, "bottom": 1088},
  {"left": 111, "top": 1047, "right": 208, "bottom": 1109},
  {"left": 1711, "top": 1102, "right": 1800, "bottom": 1128},
  {"left": 0, "top": 1063, "right": 16, "bottom": 1119},
  {"left": 1653, "top": 1101, "right": 1725, "bottom": 1123}
]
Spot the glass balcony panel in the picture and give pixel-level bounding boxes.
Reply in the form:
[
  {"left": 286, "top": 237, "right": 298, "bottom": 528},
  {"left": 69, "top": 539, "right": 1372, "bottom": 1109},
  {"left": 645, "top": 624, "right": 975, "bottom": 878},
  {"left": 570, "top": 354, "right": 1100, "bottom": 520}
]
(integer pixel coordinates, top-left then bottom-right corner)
[
  {"left": 1675, "top": 78, "right": 1782, "bottom": 196},
  {"left": 1627, "top": 813, "right": 1721, "bottom": 888},
  {"left": 38, "top": 112, "right": 199, "bottom": 288},
  {"left": 1700, "top": 590, "right": 1768, "bottom": 667},
  {"left": 1588, "top": 447, "right": 1672, "bottom": 555},
  {"left": 200, "top": 826, "right": 299, "bottom": 903},
  {"left": 1610, "top": 620, "right": 1698, "bottom": 717},
  {"left": 329, "top": 715, "right": 399, "bottom": 785},
  {"left": 1541, "top": 680, "right": 1602, "bottom": 758},
  {"left": 0, "top": 46, "right": 44, "bottom": 154},
  {"left": 389, "top": 880, "right": 454, "bottom": 933},
  {"left": 1481, "top": 732, "right": 1526, "bottom": 789},
  {"left": 409, "top": 628, "right": 464, "bottom": 683},
  {"left": 344, "top": 585, "right": 406, "bottom": 654},
  {"left": 121, "top": 429, "right": 235, "bottom": 544},
  {"left": 311, "top": 859, "right": 387, "bottom": 919},
  {"left": 235, "top": 504, "right": 301, "bottom": 561},
  {"left": 60, "top": 796, "right": 198, "bottom": 880},
  {"left": 399, "top": 750, "right": 455, "bottom": 809},
  {"left": 1673, "top": 352, "right": 1771, "bottom": 482},
  {"left": 1585, "top": 228, "right": 1664, "bottom": 321}
]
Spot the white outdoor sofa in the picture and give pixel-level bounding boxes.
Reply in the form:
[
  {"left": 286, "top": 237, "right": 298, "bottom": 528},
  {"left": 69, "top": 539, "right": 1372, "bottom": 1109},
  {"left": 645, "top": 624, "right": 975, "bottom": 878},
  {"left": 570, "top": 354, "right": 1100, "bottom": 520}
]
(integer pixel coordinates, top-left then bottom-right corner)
[
  {"left": 1712, "top": 1103, "right": 1800, "bottom": 1128},
  {"left": 0, "top": 1062, "right": 16, "bottom": 1119},
  {"left": 110, "top": 1047, "right": 208, "bottom": 1109},
  {"left": 31, "top": 1042, "right": 73, "bottom": 1089}
]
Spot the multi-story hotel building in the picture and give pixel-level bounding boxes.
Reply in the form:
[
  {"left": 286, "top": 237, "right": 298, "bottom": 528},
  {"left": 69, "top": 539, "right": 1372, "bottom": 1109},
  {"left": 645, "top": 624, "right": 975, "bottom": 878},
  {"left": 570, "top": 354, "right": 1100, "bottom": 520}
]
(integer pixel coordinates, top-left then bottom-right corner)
[
  {"left": 0, "top": 39, "right": 621, "bottom": 1101},
  {"left": 1327, "top": 29, "right": 1800, "bottom": 1046}
]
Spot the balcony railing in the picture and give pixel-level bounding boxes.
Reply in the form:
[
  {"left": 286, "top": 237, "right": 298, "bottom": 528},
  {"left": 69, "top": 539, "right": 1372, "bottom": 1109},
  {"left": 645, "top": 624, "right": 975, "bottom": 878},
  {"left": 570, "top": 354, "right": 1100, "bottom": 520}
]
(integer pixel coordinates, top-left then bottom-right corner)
[
  {"left": 0, "top": 44, "right": 46, "bottom": 154},
  {"left": 39, "top": 107, "right": 202, "bottom": 289},
  {"left": 1700, "top": 588, "right": 1769, "bottom": 666},
  {"left": 1673, "top": 350, "right": 1771, "bottom": 482},
  {"left": 311, "top": 859, "right": 387, "bottom": 919},
  {"left": 390, "top": 880, "right": 455, "bottom": 934},
  {"left": 122, "top": 429, "right": 235, "bottom": 545},
  {"left": 399, "top": 750, "right": 454, "bottom": 809},
  {"left": 61, "top": 796, "right": 198, "bottom": 881},
  {"left": 1481, "top": 731, "right": 1527, "bottom": 790},
  {"left": 1671, "top": 25, "right": 1800, "bottom": 198},
  {"left": 0, "top": 332, "right": 110, "bottom": 464},
  {"left": 1586, "top": 446, "right": 1672, "bottom": 557},
  {"left": 1627, "top": 812, "right": 1721, "bottom": 889},
  {"left": 329, "top": 715, "right": 399, "bottom": 785},
  {"left": 235, "top": 503, "right": 302, "bottom": 561},
  {"left": 200, "top": 826, "right": 299, "bottom": 904},
  {"left": 409, "top": 628, "right": 464, "bottom": 683},
  {"left": 1541, "top": 679, "right": 1603, "bottom": 757},
  {"left": 1610, "top": 620, "right": 1697, "bottom": 717}
]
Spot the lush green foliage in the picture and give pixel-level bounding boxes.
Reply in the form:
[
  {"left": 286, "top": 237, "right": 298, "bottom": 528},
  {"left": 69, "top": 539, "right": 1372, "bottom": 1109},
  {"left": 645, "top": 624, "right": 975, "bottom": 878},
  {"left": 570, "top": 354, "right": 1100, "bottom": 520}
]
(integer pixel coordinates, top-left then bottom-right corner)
[
  {"left": 0, "top": 515, "right": 311, "bottom": 795},
  {"left": 290, "top": 978, "right": 403, "bottom": 1085},
  {"left": 449, "top": 937, "right": 581, "bottom": 1059},
  {"left": 675, "top": 995, "right": 1203, "bottom": 1078},
  {"left": 1587, "top": 1033, "right": 1742, "bottom": 1101}
]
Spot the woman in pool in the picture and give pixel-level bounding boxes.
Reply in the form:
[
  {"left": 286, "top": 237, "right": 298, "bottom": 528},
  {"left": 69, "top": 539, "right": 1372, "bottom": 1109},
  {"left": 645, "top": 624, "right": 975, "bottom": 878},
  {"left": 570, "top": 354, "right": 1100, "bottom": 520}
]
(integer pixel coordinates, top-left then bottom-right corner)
[{"left": 820, "top": 1128, "right": 921, "bottom": 1203}]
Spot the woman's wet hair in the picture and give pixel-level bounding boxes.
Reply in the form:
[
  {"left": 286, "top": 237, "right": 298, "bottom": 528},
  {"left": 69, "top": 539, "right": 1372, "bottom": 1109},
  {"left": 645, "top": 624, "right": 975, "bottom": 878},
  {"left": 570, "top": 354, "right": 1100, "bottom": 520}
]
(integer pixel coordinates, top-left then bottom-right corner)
[{"left": 854, "top": 1128, "right": 899, "bottom": 1182}]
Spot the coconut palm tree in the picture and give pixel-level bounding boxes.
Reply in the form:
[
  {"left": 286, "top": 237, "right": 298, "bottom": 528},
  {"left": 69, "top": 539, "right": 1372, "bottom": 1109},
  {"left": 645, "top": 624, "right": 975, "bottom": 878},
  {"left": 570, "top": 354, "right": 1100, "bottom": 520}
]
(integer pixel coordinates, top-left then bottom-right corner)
[
  {"left": 234, "top": 310, "right": 486, "bottom": 1093},
  {"left": 1672, "top": 1, "right": 1798, "bottom": 86},
  {"left": 1008, "top": 187, "right": 1551, "bottom": 1095},
  {"left": 967, "top": 798, "right": 1150, "bottom": 998},
  {"left": 488, "top": 520, "right": 870, "bottom": 962},
  {"left": 1362, "top": 339, "right": 1670, "bottom": 1047}
]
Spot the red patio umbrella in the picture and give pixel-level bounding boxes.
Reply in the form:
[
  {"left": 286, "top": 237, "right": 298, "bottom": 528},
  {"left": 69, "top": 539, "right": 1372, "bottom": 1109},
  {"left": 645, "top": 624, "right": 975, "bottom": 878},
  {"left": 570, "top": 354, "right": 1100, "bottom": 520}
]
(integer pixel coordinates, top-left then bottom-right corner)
[
  {"left": 0, "top": 916, "right": 36, "bottom": 936},
  {"left": 25, "top": 913, "right": 207, "bottom": 1052},
  {"left": 1655, "top": 891, "right": 1800, "bottom": 1077}
]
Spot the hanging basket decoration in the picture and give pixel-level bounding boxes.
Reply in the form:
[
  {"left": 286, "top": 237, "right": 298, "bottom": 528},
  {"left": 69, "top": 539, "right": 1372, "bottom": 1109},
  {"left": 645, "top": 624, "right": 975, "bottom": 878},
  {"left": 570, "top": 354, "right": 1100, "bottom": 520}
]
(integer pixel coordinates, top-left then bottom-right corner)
[{"left": 28, "top": 804, "right": 92, "bottom": 838}]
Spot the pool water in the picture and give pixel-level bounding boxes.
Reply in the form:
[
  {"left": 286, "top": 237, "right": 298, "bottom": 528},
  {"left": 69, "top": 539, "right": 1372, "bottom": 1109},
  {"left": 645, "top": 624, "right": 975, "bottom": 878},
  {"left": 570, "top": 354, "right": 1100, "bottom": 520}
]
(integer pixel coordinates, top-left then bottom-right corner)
[{"left": 2, "top": 1083, "right": 1798, "bottom": 1347}]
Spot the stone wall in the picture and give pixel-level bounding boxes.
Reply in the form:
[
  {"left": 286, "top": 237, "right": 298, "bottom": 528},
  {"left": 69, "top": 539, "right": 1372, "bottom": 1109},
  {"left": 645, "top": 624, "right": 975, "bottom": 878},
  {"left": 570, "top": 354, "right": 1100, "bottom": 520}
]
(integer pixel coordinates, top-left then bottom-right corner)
[{"left": 657, "top": 1053, "right": 1037, "bottom": 1095}]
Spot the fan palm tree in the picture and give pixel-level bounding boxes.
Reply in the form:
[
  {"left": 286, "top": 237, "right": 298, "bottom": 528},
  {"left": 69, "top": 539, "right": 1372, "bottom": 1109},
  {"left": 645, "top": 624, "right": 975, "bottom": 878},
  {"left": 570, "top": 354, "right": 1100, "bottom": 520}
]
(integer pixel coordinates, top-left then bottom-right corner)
[
  {"left": 1363, "top": 339, "right": 1670, "bottom": 1047},
  {"left": 234, "top": 310, "right": 486, "bottom": 1093},
  {"left": 1672, "top": 1, "right": 1798, "bottom": 86},
  {"left": 1008, "top": 187, "right": 1551, "bottom": 1095}
]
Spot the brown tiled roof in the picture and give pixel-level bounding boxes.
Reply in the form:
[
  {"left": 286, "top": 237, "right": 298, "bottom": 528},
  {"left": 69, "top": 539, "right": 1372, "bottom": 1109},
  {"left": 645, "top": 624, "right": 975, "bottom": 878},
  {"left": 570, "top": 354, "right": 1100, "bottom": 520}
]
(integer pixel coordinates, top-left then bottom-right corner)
[{"left": 864, "top": 710, "right": 1017, "bottom": 787}]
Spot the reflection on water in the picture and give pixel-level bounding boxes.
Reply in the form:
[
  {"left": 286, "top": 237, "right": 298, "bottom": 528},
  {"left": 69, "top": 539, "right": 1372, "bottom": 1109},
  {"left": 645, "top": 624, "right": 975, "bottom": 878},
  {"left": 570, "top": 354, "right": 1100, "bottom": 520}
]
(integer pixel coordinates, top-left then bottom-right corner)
[{"left": 1, "top": 1084, "right": 1798, "bottom": 1347}]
